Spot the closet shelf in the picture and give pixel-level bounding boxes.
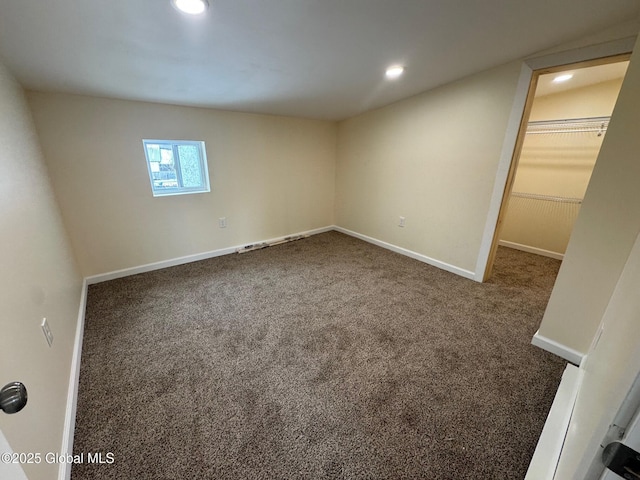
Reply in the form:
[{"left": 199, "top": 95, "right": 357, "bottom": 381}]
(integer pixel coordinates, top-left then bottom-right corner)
[
  {"left": 526, "top": 116, "right": 610, "bottom": 136},
  {"left": 510, "top": 192, "right": 583, "bottom": 204}
]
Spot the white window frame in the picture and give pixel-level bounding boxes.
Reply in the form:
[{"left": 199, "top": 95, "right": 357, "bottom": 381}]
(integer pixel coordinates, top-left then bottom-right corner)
[{"left": 142, "top": 139, "right": 210, "bottom": 197}]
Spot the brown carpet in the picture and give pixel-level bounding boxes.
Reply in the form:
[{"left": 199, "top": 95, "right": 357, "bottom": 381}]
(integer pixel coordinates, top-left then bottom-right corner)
[{"left": 72, "top": 231, "right": 565, "bottom": 479}]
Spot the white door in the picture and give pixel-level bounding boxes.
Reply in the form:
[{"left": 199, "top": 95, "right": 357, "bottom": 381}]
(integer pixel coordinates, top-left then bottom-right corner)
[
  {"left": 0, "top": 427, "right": 28, "bottom": 480},
  {"left": 553, "top": 229, "right": 640, "bottom": 479}
]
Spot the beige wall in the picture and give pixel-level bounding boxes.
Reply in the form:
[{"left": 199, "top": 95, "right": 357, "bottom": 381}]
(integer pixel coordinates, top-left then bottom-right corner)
[
  {"left": 529, "top": 77, "right": 625, "bottom": 122},
  {"left": 0, "top": 62, "right": 82, "bottom": 480},
  {"left": 538, "top": 35, "right": 640, "bottom": 355},
  {"left": 335, "top": 61, "right": 523, "bottom": 273},
  {"left": 556, "top": 231, "right": 640, "bottom": 480},
  {"left": 26, "top": 93, "right": 337, "bottom": 277},
  {"left": 500, "top": 79, "right": 623, "bottom": 255}
]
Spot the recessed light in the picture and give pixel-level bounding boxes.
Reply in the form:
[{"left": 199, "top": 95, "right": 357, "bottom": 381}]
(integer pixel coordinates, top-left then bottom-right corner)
[
  {"left": 553, "top": 73, "right": 573, "bottom": 83},
  {"left": 172, "top": 0, "right": 208, "bottom": 15},
  {"left": 385, "top": 65, "right": 405, "bottom": 79}
]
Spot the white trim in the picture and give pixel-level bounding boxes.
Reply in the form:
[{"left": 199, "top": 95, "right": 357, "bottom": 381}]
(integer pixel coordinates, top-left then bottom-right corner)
[
  {"left": 526, "top": 364, "right": 583, "bottom": 480},
  {"left": 474, "top": 36, "right": 636, "bottom": 283},
  {"left": 86, "top": 246, "right": 237, "bottom": 284},
  {"left": 532, "top": 329, "right": 584, "bottom": 366},
  {"left": 475, "top": 62, "right": 533, "bottom": 282},
  {"left": 58, "top": 279, "right": 88, "bottom": 480},
  {"left": 333, "top": 226, "right": 476, "bottom": 280},
  {"left": 499, "top": 240, "right": 564, "bottom": 260},
  {"left": 85, "top": 226, "right": 334, "bottom": 285},
  {"left": 525, "top": 36, "right": 636, "bottom": 71}
]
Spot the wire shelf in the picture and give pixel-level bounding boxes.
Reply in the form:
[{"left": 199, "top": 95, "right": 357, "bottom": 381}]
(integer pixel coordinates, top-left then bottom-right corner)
[{"left": 526, "top": 116, "right": 610, "bottom": 136}]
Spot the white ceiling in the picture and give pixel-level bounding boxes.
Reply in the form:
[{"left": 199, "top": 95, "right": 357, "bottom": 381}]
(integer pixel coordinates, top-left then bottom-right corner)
[
  {"left": 0, "top": 0, "right": 638, "bottom": 120},
  {"left": 535, "top": 61, "right": 630, "bottom": 97}
]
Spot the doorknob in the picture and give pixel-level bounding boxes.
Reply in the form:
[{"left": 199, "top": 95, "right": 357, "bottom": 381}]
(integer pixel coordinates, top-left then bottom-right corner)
[{"left": 0, "top": 382, "right": 28, "bottom": 414}]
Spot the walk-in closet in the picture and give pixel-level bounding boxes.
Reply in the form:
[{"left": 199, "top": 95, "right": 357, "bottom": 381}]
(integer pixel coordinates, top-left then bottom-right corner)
[{"left": 499, "top": 60, "right": 629, "bottom": 260}]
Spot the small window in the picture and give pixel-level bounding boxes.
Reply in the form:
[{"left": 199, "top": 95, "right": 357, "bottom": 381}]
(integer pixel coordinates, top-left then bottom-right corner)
[{"left": 142, "top": 139, "right": 210, "bottom": 197}]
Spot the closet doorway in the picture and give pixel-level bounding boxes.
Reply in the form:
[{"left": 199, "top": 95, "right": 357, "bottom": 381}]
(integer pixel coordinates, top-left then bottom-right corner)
[{"left": 485, "top": 56, "right": 629, "bottom": 278}]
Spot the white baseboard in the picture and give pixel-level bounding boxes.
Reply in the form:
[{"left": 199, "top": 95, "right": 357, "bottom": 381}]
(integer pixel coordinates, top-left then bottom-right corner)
[
  {"left": 58, "top": 279, "right": 88, "bottom": 480},
  {"left": 86, "top": 225, "right": 475, "bottom": 285},
  {"left": 333, "top": 226, "right": 476, "bottom": 280},
  {"left": 531, "top": 330, "right": 584, "bottom": 366},
  {"left": 85, "top": 226, "right": 334, "bottom": 285},
  {"left": 499, "top": 240, "right": 564, "bottom": 260},
  {"left": 525, "top": 364, "right": 582, "bottom": 480}
]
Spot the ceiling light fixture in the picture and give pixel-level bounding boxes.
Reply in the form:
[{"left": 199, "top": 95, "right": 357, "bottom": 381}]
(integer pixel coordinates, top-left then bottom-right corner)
[
  {"left": 385, "top": 65, "right": 405, "bottom": 79},
  {"left": 172, "top": 0, "right": 209, "bottom": 15},
  {"left": 553, "top": 73, "right": 573, "bottom": 83}
]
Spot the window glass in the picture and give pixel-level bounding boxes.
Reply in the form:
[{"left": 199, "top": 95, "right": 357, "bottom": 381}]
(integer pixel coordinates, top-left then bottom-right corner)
[
  {"left": 142, "top": 140, "right": 210, "bottom": 196},
  {"left": 177, "top": 144, "right": 203, "bottom": 188}
]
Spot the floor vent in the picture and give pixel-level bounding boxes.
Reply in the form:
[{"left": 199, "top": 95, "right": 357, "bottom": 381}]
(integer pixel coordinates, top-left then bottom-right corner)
[{"left": 236, "top": 235, "right": 307, "bottom": 254}]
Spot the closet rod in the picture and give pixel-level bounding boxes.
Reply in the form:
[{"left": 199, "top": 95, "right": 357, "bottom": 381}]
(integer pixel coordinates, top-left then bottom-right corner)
[
  {"left": 526, "top": 116, "right": 610, "bottom": 136},
  {"left": 510, "top": 192, "right": 583, "bottom": 204}
]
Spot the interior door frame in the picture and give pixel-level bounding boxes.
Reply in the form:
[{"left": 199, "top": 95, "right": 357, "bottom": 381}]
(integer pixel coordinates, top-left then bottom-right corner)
[{"left": 474, "top": 37, "right": 636, "bottom": 282}]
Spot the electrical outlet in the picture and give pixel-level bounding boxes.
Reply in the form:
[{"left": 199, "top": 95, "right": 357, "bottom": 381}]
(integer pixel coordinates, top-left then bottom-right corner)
[
  {"left": 399, "top": 216, "right": 406, "bottom": 227},
  {"left": 218, "top": 217, "right": 227, "bottom": 228},
  {"left": 41, "top": 318, "right": 53, "bottom": 347}
]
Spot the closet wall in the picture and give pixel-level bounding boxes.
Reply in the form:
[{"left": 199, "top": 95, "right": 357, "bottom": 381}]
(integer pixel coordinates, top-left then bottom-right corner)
[{"left": 499, "top": 76, "right": 625, "bottom": 257}]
